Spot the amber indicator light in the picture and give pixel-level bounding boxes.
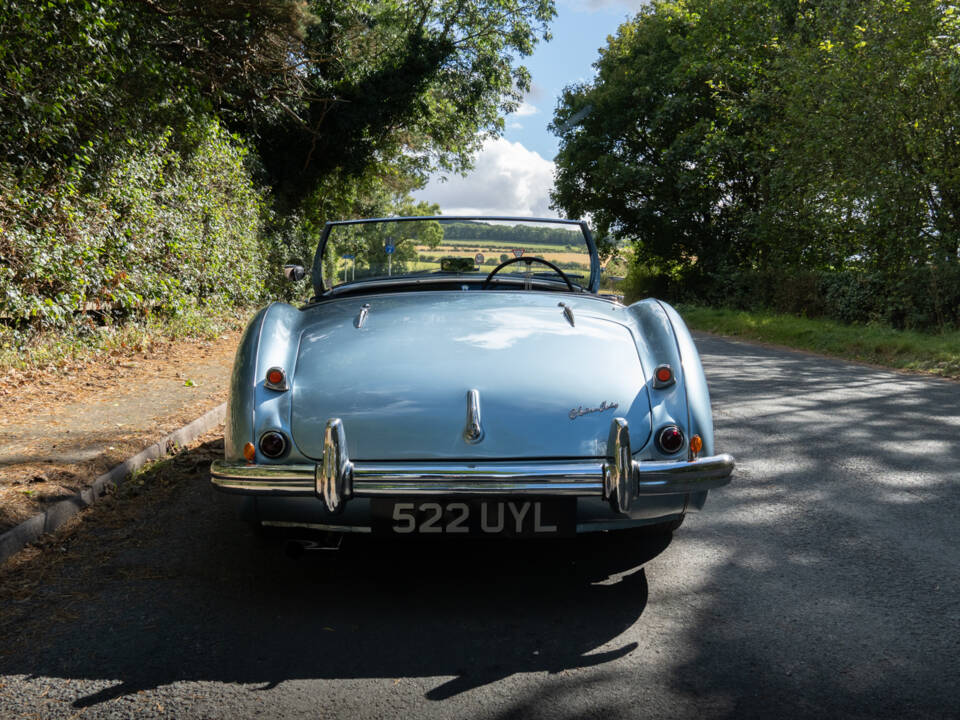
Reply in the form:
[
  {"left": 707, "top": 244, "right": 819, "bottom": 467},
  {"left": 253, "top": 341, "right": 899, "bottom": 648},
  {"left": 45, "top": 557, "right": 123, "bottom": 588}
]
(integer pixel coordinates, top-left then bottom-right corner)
[
  {"left": 656, "top": 367, "right": 672, "bottom": 383},
  {"left": 266, "top": 368, "right": 285, "bottom": 386},
  {"left": 690, "top": 434, "right": 703, "bottom": 456},
  {"left": 243, "top": 442, "right": 256, "bottom": 462}
]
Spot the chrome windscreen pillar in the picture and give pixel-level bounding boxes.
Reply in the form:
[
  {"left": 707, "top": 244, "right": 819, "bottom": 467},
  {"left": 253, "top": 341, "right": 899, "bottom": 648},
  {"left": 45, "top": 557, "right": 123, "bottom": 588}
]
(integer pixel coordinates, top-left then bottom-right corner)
[
  {"left": 603, "top": 417, "right": 634, "bottom": 514},
  {"left": 316, "top": 418, "right": 353, "bottom": 513}
]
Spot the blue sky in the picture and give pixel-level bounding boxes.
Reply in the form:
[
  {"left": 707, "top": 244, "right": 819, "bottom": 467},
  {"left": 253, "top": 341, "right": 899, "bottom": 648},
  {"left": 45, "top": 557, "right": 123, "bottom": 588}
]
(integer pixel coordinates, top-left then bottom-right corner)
[{"left": 413, "top": 0, "right": 647, "bottom": 217}]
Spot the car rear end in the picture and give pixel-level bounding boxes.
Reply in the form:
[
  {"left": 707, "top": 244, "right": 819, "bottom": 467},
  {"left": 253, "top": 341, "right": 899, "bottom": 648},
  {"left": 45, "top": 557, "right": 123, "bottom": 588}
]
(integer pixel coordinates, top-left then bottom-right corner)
[{"left": 211, "top": 294, "right": 733, "bottom": 539}]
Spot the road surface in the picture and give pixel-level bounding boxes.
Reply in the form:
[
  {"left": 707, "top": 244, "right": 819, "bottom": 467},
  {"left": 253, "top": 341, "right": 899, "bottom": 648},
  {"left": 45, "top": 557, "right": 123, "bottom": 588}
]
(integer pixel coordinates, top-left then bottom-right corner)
[{"left": 0, "top": 334, "right": 957, "bottom": 718}]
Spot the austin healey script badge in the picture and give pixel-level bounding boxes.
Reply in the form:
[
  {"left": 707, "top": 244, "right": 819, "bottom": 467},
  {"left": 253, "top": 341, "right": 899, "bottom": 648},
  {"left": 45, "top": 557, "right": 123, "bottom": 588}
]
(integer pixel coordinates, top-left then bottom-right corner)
[{"left": 569, "top": 401, "right": 619, "bottom": 420}]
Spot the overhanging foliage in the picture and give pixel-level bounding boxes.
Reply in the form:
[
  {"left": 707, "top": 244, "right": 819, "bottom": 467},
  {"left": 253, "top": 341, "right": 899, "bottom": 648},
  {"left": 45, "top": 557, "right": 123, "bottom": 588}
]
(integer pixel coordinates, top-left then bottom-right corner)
[{"left": 551, "top": 0, "right": 960, "bottom": 330}]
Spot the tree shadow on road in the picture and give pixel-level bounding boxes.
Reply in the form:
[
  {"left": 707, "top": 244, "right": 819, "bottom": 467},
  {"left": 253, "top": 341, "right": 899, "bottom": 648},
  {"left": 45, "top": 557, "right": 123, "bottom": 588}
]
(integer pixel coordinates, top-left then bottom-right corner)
[{"left": 643, "top": 335, "right": 960, "bottom": 720}]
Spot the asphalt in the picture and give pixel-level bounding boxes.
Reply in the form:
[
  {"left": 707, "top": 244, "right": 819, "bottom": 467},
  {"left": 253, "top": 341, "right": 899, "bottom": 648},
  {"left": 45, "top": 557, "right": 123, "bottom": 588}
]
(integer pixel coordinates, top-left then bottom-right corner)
[{"left": 0, "top": 333, "right": 957, "bottom": 719}]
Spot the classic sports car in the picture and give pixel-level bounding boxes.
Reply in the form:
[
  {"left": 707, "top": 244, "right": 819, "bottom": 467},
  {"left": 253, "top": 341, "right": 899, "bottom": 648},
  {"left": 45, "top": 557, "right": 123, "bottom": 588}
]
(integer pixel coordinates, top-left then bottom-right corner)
[{"left": 211, "top": 216, "right": 733, "bottom": 540}]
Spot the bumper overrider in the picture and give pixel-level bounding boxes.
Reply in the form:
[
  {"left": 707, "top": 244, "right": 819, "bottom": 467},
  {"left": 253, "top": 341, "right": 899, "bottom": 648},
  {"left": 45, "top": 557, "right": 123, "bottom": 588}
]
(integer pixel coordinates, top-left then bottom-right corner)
[{"left": 211, "top": 417, "right": 734, "bottom": 515}]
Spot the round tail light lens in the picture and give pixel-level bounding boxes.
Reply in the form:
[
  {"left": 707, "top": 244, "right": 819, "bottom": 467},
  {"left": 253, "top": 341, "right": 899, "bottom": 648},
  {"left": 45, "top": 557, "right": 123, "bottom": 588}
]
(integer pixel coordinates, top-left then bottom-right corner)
[
  {"left": 656, "top": 425, "right": 685, "bottom": 454},
  {"left": 259, "top": 431, "right": 288, "bottom": 458},
  {"left": 265, "top": 366, "right": 288, "bottom": 390}
]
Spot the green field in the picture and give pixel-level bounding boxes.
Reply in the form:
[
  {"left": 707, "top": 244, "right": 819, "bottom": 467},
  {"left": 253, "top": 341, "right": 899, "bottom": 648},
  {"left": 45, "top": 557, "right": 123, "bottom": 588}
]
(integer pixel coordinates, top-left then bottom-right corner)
[{"left": 440, "top": 238, "right": 578, "bottom": 254}]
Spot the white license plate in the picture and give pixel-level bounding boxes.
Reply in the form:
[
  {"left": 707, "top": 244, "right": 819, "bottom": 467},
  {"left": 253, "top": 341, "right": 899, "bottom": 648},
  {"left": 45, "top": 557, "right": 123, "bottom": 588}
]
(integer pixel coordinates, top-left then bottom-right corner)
[{"left": 371, "top": 499, "right": 575, "bottom": 537}]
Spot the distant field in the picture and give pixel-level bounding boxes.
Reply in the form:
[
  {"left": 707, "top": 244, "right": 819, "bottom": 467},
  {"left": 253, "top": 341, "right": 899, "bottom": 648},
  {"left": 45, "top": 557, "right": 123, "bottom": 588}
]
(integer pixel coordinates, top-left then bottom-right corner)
[
  {"left": 416, "top": 245, "right": 590, "bottom": 268},
  {"left": 439, "top": 239, "right": 577, "bottom": 253},
  {"left": 405, "top": 259, "right": 591, "bottom": 275},
  {"left": 335, "top": 249, "right": 590, "bottom": 277}
]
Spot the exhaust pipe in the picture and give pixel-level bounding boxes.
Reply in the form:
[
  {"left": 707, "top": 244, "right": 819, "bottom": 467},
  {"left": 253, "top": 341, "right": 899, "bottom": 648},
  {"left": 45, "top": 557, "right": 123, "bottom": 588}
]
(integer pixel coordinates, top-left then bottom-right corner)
[{"left": 284, "top": 532, "right": 343, "bottom": 558}]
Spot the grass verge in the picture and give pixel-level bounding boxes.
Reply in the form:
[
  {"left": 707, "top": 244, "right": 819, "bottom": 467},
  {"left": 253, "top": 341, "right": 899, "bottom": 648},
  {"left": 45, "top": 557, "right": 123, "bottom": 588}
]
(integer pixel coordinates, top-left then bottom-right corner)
[
  {"left": 678, "top": 305, "right": 960, "bottom": 380},
  {"left": 0, "top": 303, "right": 249, "bottom": 375}
]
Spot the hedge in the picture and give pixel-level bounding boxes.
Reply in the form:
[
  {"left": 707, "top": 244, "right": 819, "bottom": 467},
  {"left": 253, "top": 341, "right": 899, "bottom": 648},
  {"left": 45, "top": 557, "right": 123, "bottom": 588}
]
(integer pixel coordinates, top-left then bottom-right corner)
[
  {"left": 623, "top": 263, "right": 960, "bottom": 333},
  {"left": 1, "top": 119, "right": 273, "bottom": 332}
]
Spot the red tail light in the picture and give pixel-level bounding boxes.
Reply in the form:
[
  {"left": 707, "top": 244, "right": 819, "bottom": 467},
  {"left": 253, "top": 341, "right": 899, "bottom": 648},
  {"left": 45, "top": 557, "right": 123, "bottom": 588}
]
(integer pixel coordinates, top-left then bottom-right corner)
[
  {"left": 656, "top": 425, "right": 684, "bottom": 454},
  {"left": 265, "top": 366, "right": 288, "bottom": 391},
  {"left": 653, "top": 364, "right": 675, "bottom": 388},
  {"left": 259, "top": 431, "right": 288, "bottom": 458}
]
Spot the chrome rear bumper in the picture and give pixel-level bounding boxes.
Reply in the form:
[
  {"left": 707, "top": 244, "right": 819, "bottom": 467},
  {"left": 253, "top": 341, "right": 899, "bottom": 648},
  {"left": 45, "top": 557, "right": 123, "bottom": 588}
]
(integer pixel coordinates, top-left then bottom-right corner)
[{"left": 211, "top": 417, "right": 734, "bottom": 514}]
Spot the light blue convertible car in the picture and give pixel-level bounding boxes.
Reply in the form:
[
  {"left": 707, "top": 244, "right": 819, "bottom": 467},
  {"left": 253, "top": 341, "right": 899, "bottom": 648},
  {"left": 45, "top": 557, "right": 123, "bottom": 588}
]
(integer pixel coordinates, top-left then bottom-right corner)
[{"left": 211, "top": 217, "right": 733, "bottom": 540}]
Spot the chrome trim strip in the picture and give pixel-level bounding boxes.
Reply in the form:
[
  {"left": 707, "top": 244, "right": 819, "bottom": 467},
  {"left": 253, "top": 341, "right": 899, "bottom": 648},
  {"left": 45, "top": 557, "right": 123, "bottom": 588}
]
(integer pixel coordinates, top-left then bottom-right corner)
[
  {"left": 321, "top": 275, "right": 583, "bottom": 298},
  {"left": 463, "top": 389, "right": 484, "bottom": 444},
  {"left": 210, "top": 454, "right": 733, "bottom": 497},
  {"left": 633, "top": 454, "right": 735, "bottom": 494},
  {"left": 355, "top": 481, "right": 602, "bottom": 496},
  {"left": 558, "top": 302, "right": 575, "bottom": 327},
  {"left": 261, "top": 520, "right": 372, "bottom": 534},
  {"left": 211, "top": 463, "right": 315, "bottom": 482},
  {"left": 211, "top": 415, "right": 734, "bottom": 502},
  {"left": 353, "top": 461, "right": 603, "bottom": 482},
  {"left": 326, "top": 216, "right": 583, "bottom": 227}
]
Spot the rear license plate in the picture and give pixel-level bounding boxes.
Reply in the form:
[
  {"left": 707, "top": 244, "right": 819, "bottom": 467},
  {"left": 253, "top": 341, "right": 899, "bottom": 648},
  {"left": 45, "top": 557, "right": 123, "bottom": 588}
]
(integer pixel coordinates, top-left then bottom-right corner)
[{"left": 371, "top": 498, "right": 575, "bottom": 537}]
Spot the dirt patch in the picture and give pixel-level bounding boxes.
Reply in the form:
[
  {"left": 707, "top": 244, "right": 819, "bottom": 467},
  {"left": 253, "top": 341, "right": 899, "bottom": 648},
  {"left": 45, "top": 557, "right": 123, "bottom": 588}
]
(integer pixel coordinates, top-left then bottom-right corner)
[{"left": 0, "top": 333, "right": 238, "bottom": 534}]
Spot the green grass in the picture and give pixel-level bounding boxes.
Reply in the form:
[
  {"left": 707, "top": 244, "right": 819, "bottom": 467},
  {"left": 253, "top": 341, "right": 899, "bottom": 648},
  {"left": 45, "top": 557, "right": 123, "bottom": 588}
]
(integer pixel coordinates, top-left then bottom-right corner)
[
  {"left": 678, "top": 304, "right": 960, "bottom": 379},
  {"left": 0, "top": 303, "right": 247, "bottom": 374}
]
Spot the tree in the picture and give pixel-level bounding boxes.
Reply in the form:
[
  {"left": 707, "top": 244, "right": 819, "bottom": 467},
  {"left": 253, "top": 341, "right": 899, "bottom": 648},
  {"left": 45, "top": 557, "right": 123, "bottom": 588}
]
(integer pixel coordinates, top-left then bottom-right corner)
[
  {"left": 550, "top": 0, "right": 960, "bottom": 283},
  {"left": 550, "top": 1, "right": 778, "bottom": 272},
  {"left": 251, "top": 0, "right": 556, "bottom": 213}
]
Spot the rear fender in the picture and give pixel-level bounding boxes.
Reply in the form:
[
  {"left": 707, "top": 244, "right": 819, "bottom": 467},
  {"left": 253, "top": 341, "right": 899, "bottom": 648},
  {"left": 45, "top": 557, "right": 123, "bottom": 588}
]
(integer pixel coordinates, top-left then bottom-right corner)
[
  {"left": 624, "top": 299, "right": 692, "bottom": 459},
  {"left": 224, "top": 302, "right": 303, "bottom": 462},
  {"left": 658, "top": 300, "right": 715, "bottom": 456}
]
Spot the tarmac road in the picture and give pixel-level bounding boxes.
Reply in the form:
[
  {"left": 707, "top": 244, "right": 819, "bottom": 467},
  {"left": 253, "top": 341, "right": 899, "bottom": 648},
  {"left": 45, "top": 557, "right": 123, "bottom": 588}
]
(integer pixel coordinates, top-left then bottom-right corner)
[{"left": 0, "top": 333, "right": 958, "bottom": 719}]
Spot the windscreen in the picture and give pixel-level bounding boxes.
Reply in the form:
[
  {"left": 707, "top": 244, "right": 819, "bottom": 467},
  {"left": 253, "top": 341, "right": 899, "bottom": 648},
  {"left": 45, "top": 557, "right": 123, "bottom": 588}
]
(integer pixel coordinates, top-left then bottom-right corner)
[{"left": 320, "top": 218, "right": 592, "bottom": 290}]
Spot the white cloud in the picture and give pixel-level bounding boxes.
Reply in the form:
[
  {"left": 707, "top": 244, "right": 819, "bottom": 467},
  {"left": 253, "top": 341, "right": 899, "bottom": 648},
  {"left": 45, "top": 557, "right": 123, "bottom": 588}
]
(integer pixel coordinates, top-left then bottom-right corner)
[
  {"left": 508, "top": 121, "right": 523, "bottom": 129},
  {"left": 414, "top": 137, "right": 557, "bottom": 218},
  {"left": 512, "top": 101, "right": 539, "bottom": 117}
]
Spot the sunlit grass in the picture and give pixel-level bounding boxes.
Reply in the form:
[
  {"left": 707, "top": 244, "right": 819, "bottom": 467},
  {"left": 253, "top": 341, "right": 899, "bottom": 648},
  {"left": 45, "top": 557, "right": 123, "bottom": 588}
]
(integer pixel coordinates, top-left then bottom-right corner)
[{"left": 678, "top": 305, "right": 960, "bottom": 379}]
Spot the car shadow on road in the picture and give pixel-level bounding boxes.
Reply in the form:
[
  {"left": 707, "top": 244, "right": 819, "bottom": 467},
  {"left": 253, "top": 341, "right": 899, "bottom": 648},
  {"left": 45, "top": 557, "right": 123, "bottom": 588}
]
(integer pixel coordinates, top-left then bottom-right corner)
[{"left": 0, "top": 440, "right": 669, "bottom": 709}]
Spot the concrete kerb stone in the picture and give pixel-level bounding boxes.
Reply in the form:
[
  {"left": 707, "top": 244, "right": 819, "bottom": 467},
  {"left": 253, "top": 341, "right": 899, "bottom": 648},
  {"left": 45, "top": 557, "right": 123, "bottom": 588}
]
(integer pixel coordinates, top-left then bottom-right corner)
[{"left": 0, "top": 402, "right": 227, "bottom": 564}]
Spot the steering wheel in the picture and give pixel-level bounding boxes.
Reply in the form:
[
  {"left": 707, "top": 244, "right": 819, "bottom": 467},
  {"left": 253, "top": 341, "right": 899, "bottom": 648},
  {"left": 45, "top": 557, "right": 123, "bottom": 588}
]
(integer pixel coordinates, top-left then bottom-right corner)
[{"left": 482, "top": 256, "right": 575, "bottom": 291}]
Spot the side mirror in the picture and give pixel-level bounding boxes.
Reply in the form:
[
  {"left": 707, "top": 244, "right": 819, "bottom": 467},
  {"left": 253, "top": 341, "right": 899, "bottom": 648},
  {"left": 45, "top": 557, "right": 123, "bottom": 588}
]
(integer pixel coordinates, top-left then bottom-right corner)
[{"left": 283, "top": 264, "right": 306, "bottom": 282}]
